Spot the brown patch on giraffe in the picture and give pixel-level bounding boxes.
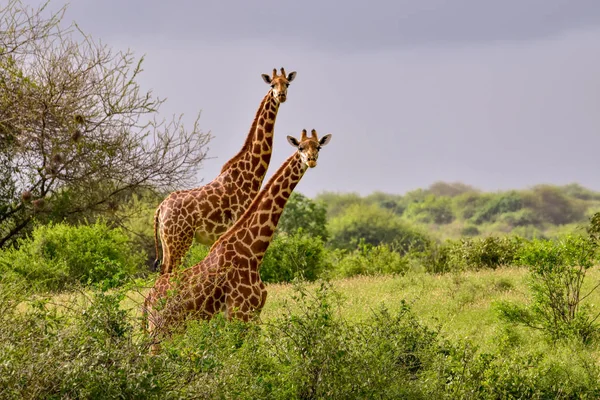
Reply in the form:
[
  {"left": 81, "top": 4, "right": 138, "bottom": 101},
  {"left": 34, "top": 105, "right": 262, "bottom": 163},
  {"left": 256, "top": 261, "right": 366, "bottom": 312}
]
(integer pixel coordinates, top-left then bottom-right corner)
[
  {"left": 258, "top": 213, "right": 269, "bottom": 225},
  {"left": 255, "top": 129, "right": 264, "bottom": 141},
  {"left": 251, "top": 239, "right": 269, "bottom": 253},
  {"left": 274, "top": 195, "right": 287, "bottom": 208}
]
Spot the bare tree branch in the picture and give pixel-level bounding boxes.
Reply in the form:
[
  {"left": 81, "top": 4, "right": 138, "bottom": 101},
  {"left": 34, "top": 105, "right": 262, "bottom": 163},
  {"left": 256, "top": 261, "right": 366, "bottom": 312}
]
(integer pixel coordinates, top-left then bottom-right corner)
[{"left": 0, "top": 0, "right": 212, "bottom": 247}]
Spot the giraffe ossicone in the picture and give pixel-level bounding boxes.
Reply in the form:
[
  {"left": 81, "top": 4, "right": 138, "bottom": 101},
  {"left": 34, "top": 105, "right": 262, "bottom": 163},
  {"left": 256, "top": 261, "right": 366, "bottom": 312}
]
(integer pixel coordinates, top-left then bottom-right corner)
[
  {"left": 153, "top": 68, "right": 297, "bottom": 275},
  {"left": 144, "top": 129, "right": 333, "bottom": 351}
]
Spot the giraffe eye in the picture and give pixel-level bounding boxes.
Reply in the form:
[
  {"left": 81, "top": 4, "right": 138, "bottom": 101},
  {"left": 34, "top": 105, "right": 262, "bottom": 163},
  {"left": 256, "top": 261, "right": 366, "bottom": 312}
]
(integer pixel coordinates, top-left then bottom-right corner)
[
  {"left": 270, "top": 84, "right": 275, "bottom": 88},
  {"left": 317, "top": 146, "right": 322, "bottom": 150},
  {"left": 298, "top": 146, "right": 304, "bottom": 151},
  {"left": 285, "top": 83, "right": 290, "bottom": 87}
]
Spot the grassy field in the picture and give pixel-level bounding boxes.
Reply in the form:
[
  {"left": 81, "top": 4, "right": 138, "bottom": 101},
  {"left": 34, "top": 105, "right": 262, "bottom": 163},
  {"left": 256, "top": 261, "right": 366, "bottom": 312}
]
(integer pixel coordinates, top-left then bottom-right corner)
[{"left": 118, "top": 265, "right": 600, "bottom": 356}]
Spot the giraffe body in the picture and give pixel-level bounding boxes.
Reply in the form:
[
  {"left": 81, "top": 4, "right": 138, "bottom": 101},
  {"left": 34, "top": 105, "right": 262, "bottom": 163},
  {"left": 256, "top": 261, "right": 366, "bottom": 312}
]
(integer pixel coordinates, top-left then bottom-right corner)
[
  {"left": 154, "top": 68, "right": 296, "bottom": 275},
  {"left": 145, "top": 130, "right": 332, "bottom": 347}
]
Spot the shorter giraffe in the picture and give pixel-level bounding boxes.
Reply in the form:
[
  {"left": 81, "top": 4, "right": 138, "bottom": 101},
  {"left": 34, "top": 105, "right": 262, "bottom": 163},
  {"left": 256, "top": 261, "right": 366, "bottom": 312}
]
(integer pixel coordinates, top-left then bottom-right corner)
[{"left": 144, "top": 129, "right": 332, "bottom": 348}]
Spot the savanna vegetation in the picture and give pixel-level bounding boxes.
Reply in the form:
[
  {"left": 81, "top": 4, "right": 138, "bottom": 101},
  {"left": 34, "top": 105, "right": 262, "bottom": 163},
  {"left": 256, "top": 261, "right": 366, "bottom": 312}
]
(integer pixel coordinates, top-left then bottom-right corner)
[{"left": 2, "top": 1, "right": 600, "bottom": 398}]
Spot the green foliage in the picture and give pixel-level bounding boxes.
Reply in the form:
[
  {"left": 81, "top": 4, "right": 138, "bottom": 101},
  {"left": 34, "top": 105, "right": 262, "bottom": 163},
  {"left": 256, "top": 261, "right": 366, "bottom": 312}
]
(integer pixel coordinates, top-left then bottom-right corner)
[
  {"left": 0, "top": 221, "right": 145, "bottom": 291},
  {"left": 453, "top": 192, "right": 490, "bottom": 220},
  {"left": 329, "top": 242, "right": 409, "bottom": 278},
  {"left": 523, "top": 185, "right": 586, "bottom": 225},
  {"left": 277, "top": 192, "right": 329, "bottom": 241},
  {"left": 451, "top": 235, "right": 524, "bottom": 270},
  {"left": 315, "top": 191, "right": 364, "bottom": 218},
  {"left": 363, "top": 191, "right": 405, "bottom": 215},
  {"left": 260, "top": 231, "right": 330, "bottom": 283},
  {"left": 471, "top": 191, "right": 523, "bottom": 224},
  {"left": 181, "top": 243, "right": 211, "bottom": 269},
  {"left": 460, "top": 225, "right": 480, "bottom": 236},
  {"left": 416, "top": 235, "right": 524, "bottom": 274},
  {"left": 2, "top": 271, "right": 600, "bottom": 398},
  {"left": 427, "top": 340, "right": 600, "bottom": 399},
  {"left": 0, "top": 283, "right": 163, "bottom": 399},
  {"left": 404, "top": 195, "right": 455, "bottom": 224},
  {"left": 498, "top": 234, "right": 600, "bottom": 342},
  {"left": 328, "top": 203, "right": 432, "bottom": 254},
  {"left": 498, "top": 208, "right": 540, "bottom": 227},
  {"left": 427, "top": 181, "right": 478, "bottom": 197}
]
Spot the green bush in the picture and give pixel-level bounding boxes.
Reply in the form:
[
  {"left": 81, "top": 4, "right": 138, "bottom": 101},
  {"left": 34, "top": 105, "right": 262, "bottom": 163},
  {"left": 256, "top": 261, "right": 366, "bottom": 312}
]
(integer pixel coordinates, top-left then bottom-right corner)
[
  {"left": 499, "top": 209, "right": 540, "bottom": 227},
  {"left": 364, "top": 191, "right": 405, "bottom": 215},
  {"left": 523, "top": 185, "right": 586, "bottom": 225},
  {"left": 453, "top": 191, "right": 488, "bottom": 220},
  {"left": 460, "top": 225, "right": 480, "bottom": 236},
  {"left": 427, "top": 340, "right": 600, "bottom": 398},
  {"left": 181, "top": 243, "right": 211, "bottom": 269},
  {"left": 329, "top": 242, "right": 409, "bottom": 278},
  {"left": 415, "top": 240, "right": 458, "bottom": 274},
  {"left": 0, "top": 283, "right": 163, "bottom": 399},
  {"left": 498, "top": 234, "right": 600, "bottom": 342},
  {"left": 2, "top": 278, "right": 600, "bottom": 399},
  {"left": 328, "top": 203, "right": 432, "bottom": 254},
  {"left": 451, "top": 235, "right": 524, "bottom": 270},
  {"left": 471, "top": 191, "right": 523, "bottom": 224},
  {"left": 278, "top": 192, "right": 329, "bottom": 241},
  {"left": 404, "top": 195, "right": 455, "bottom": 224},
  {"left": 0, "top": 221, "right": 145, "bottom": 291},
  {"left": 260, "top": 231, "right": 330, "bottom": 283}
]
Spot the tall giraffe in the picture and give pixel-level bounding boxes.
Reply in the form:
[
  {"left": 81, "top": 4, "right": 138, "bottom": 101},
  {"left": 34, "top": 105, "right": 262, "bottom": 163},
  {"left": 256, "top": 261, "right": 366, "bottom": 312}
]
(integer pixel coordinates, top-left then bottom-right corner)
[
  {"left": 144, "top": 129, "right": 332, "bottom": 345},
  {"left": 154, "top": 68, "right": 297, "bottom": 275}
]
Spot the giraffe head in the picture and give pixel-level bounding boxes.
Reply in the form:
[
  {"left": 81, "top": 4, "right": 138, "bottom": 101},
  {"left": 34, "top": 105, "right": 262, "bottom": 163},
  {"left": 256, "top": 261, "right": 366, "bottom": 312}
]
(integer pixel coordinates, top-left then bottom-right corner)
[
  {"left": 261, "top": 67, "right": 296, "bottom": 103},
  {"left": 287, "top": 129, "right": 332, "bottom": 168}
]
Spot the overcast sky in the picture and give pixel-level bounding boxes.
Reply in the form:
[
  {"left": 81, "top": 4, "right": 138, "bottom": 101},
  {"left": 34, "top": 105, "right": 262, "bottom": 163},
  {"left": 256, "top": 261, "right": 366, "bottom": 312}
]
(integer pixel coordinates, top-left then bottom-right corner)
[{"left": 35, "top": 0, "right": 600, "bottom": 196}]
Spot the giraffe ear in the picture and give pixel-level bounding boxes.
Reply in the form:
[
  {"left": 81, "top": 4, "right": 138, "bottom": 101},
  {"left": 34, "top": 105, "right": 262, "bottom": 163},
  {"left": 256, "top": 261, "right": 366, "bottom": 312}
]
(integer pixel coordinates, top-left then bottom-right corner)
[
  {"left": 287, "top": 71, "right": 297, "bottom": 82},
  {"left": 319, "top": 134, "right": 332, "bottom": 147},
  {"left": 287, "top": 136, "right": 300, "bottom": 147},
  {"left": 261, "top": 74, "right": 272, "bottom": 84}
]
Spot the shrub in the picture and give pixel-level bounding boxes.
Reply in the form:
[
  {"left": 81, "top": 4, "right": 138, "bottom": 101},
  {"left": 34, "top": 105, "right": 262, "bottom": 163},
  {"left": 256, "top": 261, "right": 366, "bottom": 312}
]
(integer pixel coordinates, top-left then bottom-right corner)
[
  {"left": 471, "top": 191, "right": 523, "bottom": 224},
  {"left": 364, "top": 191, "right": 405, "bottom": 215},
  {"left": 260, "top": 231, "right": 330, "bottom": 283},
  {"left": 329, "top": 242, "right": 409, "bottom": 278},
  {"left": 0, "top": 283, "right": 162, "bottom": 399},
  {"left": 0, "top": 221, "right": 145, "bottom": 291},
  {"left": 460, "top": 225, "right": 480, "bottom": 237},
  {"left": 181, "top": 243, "right": 211, "bottom": 269},
  {"left": 427, "top": 181, "right": 478, "bottom": 197},
  {"left": 499, "top": 209, "right": 540, "bottom": 227},
  {"left": 451, "top": 235, "right": 524, "bottom": 270},
  {"left": 427, "top": 340, "right": 600, "bottom": 399},
  {"left": 277, "top": 192, "right": 329, "bottom": 241},
  {"left": 498, "top": 234, "right": 600, "bottom": 342},
  {"left": 453, "top": 191, "right": 488, "bottom": 220},
  {"left": 414, "top": 240, "right": 458, "bottom": 274},
  {"left": 328, "top": 203, "right": 432, "bottom": 254},
  {"left": 523, "top": 185, "right": 586, "bottom": 225},
  {"left": 404, "top": 195, "right": 455, "bottom": 224}
]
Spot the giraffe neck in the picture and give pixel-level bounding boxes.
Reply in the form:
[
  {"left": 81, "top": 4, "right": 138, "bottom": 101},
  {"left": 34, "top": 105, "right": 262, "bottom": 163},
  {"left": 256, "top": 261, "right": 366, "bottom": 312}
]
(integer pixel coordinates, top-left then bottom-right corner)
[
  {"left": 220, "top": 152, "right": 307, "bottom": 258},
  {"left": 219, "top": 90, "right": 280, "bottom": 186}
]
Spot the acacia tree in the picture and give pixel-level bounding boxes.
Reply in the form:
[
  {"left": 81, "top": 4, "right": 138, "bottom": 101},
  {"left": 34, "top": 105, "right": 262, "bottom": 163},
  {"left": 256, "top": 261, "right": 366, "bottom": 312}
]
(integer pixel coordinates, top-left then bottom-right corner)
[{"left": 0, "top": 1, "right": 211, "bottom": 248}]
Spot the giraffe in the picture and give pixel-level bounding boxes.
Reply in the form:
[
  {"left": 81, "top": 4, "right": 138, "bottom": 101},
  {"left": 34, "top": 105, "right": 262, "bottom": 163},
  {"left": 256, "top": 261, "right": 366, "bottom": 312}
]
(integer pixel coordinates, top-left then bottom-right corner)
[
  {"left": 144, "top": 129, "right": 332, "bottom": 348},
  {"left": 154, "top": 68, "right": 297, "bottom": 275}
]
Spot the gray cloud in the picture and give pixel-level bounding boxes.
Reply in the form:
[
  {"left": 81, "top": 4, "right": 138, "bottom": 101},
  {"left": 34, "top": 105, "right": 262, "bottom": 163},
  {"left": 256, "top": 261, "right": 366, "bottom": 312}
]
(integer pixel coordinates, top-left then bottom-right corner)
[
  {"left": 62, "top": 0, "right": 600, "bottom": 51},
  {"left": 23, "top": 0, "right": 600, "bottom": 196}
]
